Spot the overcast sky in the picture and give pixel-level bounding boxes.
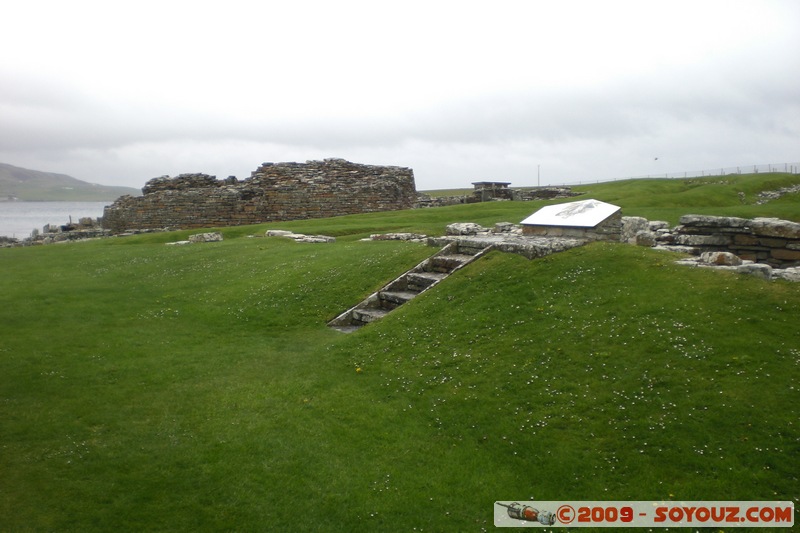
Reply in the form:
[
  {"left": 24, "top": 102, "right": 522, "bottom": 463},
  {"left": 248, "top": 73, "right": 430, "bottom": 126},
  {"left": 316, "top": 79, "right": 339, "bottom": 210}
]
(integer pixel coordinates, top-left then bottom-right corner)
[{"left": 1, "top": 0, "right": 798, "bottom": 191}]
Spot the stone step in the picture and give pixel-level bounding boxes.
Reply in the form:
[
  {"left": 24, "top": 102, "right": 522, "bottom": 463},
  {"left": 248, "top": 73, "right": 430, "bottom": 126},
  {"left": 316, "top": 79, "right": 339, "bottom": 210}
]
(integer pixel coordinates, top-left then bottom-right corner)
[
  {"left": 444, "top": 252, "right": 479, "bottom": 261},
  {"left": 379, "top": 290, "right": 419, "bottom": 309},
  {"left": 406, "top": 271, "right": 447, "bottom": 292},
  {"left": 424, "top": 254, "right": 474, "bottom": 273},
  {"left": 352, "top": 308, "right": 391, "bottom": 324},
  {"left": 454, "top": 242, "right": 491, "bottom": 256},
  {"left": 328, "top": 244, "right": 489, "bottom": 332},
  {"left": 329, "top": 325, "right": 362, "bottom": 334}
]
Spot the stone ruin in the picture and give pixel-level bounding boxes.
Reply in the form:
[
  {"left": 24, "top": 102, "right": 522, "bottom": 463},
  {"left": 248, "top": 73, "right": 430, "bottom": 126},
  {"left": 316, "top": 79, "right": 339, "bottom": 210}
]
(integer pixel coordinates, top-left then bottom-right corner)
[
  {"left": 102, "top": 158, "right": 416, "bottom": 233},
  {"left": 622, "top": 214, "right": 800, "bottom": 269},
  {"left": 617, "top": 214, "right": 800, "bottom": 281},
  {"left": 396, "top": 211, "right": 800, "bottom": 282},
  {"left": 415, "top": 186, "right": 578, "bottom": 207}
]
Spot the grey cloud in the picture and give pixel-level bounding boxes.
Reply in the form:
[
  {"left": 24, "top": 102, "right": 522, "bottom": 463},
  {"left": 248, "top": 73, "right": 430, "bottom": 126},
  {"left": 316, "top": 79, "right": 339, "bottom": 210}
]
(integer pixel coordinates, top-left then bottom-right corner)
[{"left": 2, "top": 50, "right": 797, "bottom": 192}]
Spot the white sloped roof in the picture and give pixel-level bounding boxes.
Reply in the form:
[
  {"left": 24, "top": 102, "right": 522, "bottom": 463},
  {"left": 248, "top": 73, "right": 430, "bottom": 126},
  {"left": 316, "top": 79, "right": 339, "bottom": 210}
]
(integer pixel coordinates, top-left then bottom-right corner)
[{"left": 520, "top": 199, "right": 621, "bottom": 228}]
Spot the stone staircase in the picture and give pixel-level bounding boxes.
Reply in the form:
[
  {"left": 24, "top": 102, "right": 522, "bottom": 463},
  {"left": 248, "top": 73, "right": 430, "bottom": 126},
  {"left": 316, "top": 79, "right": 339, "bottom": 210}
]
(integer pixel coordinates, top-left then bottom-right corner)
[{"left": 328, "top": 241, "right": 493, "bottom": 332}]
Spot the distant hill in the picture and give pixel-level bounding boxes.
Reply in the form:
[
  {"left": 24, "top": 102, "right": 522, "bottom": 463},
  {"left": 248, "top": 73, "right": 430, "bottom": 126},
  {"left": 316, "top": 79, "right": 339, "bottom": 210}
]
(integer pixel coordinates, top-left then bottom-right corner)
[{"left": 0, "top": 162, "right": 141, "bottom": 201}]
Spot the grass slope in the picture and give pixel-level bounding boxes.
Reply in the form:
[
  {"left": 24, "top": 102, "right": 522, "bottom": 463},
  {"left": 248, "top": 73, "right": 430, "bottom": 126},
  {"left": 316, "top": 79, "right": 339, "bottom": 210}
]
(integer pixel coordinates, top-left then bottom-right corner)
[
  {"left": 1, "top": 175, "right": 799, "bottom": 531},
  {"left": 423, "top": 172, "right": 800, "bottom": 225},
  {"left": 575, "top": 172, "right": 800, "bottom": 224}
]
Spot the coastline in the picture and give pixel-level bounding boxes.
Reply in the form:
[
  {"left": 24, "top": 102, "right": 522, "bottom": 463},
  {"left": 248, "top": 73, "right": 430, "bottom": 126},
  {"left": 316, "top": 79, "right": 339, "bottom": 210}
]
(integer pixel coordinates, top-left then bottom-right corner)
[{"left": 0, "top": 201, "right": 108, "bottom": 240}]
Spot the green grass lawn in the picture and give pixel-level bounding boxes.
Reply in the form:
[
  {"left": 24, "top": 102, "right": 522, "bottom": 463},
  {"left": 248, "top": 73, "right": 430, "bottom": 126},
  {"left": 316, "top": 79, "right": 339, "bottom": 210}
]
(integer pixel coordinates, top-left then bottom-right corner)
[
  {"left": 421, "top": 171, "right": 800, "bottom": 226},
  {"left": 574, "top": 172, "right": 800, "bottom": 224},
  {"left": 1, "top": 174, "right": 799, "bottom": 531}
]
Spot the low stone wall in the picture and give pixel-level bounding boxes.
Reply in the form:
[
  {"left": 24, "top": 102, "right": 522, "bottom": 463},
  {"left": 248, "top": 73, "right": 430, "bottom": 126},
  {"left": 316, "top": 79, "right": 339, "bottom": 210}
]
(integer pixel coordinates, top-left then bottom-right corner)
[
  {"left": 103, "top": 159, "right": 416, "bottom": 233},
  {"left": 512, "top": 187, "right": 579, "bottom": 201},
  {"left": 626, "top": 215, "right": 800, "bottom": 268},
  {"left": 414, "top": 194, "right": 468, "bottom": 208},
  {"left": 414, "top": 187, "right": 579, "bottom": 208},
  {"left": 2, "top": 217, "right": 110, "bottom": 247},
  {"left": 673, "top": 215, "right": 800, "bottom": 267},
  {"left": 421, "top": 221, "right": 586, "bottom": 259}
]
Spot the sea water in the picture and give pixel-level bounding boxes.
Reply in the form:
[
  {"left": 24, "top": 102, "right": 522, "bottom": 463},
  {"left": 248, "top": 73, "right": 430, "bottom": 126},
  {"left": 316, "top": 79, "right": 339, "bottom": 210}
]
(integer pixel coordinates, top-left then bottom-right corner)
[{"left": 0, "top": 201, "right": 109, "bottom": 239}]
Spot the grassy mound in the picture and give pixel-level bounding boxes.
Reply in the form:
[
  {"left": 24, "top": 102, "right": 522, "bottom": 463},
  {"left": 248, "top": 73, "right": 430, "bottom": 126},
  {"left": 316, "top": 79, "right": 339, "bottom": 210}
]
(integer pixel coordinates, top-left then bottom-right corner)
[{"left": 1, "top": 174, "right": 799, "bottom": 531}]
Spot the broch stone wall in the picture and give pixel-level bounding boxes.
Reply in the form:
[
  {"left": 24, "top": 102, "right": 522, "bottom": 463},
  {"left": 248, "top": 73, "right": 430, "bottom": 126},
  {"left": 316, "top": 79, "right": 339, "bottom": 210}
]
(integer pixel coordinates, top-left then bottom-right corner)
[{"left": 103, "top": 159, "right": 416, "bottom": 233}]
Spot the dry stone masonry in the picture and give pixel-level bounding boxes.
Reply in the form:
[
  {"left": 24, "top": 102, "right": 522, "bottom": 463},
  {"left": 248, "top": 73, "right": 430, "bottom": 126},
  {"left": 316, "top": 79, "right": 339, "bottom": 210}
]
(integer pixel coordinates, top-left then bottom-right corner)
[
  {"left": 265, "top": 229, "right": 336, "bottom": 243},
  {"left": 428, "top": 222, "right": 586, "bottom": 259},
  {"left": 11, "top": 217, "right": 111, "bottom": 246},
  {"left": 103, "top": 159, "right": 416, "bottom": 233},
  {"left": 165, "top": 232, "right": 225, "bottom": 246},
  {"left": 621, "top": 214, "right": 800, "bottom": 281},
  {"left": 430, "top": 216, "right": 800, "bottom": 281},
  {"left": 415, "top": 186, "right": 578, "bottom": 208},
  {"left": 625, "top": 215, "right": 800, "bottom": 268}
]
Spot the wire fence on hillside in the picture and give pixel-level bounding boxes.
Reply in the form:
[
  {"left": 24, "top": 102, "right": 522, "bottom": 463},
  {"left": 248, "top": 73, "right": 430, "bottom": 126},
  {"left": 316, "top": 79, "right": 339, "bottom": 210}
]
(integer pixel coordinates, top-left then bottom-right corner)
[{"left": 562, "top": 162, "right": 800, "bottom": 186}]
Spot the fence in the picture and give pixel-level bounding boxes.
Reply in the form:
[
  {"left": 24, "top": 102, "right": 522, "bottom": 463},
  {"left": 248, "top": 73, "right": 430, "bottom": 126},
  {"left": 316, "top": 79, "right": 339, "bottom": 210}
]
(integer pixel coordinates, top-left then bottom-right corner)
[
  {"left": 636, "top": 162, "right": 800, "bottom": 180},
  {"left": 563, "top": 162, "right": 800, "bottom": 186}
]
